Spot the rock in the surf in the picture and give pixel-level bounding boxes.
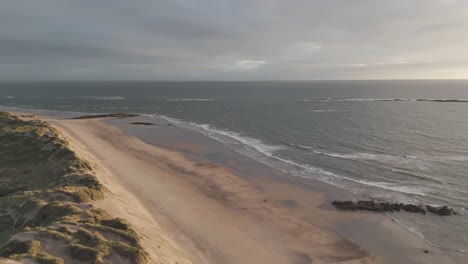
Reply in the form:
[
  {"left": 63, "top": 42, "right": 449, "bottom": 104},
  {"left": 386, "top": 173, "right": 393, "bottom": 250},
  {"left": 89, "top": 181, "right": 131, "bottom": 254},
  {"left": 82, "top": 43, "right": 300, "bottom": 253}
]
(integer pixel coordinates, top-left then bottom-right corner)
[
  {"left": 426, "top": 205, "right": 458, "bottom": 216},
  {"left": 332, "top": 200, "right": 457, "bottom": 216}
]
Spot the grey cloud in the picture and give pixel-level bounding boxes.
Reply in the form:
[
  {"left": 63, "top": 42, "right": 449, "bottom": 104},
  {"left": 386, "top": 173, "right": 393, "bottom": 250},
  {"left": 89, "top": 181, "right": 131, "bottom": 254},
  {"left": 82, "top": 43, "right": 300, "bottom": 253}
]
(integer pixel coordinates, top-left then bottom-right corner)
[{"left": 1, "top": 0, "right": 468, "bottom": 80}]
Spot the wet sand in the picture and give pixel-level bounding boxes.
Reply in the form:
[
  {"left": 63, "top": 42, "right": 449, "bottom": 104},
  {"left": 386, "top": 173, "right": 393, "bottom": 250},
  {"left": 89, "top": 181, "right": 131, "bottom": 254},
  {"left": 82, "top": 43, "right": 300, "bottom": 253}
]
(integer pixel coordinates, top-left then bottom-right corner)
[{"left": 43, "top": 115, "right": 457, "bottom": 264}]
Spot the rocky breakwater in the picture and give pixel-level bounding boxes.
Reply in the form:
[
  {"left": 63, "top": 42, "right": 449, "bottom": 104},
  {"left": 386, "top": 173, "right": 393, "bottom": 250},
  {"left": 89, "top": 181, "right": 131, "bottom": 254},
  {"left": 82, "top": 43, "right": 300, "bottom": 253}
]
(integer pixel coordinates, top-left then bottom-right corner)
[{"left": 332, "top": 200, "right": 458, "bottom": 216}]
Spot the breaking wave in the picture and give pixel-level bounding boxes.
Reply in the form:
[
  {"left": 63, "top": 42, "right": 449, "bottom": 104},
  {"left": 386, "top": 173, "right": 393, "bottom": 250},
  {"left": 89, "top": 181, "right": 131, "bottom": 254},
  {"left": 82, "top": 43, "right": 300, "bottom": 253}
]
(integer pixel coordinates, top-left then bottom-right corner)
[
  {"left": 297, "top": 145, "right": 468, "bottom": 163},
  {"left": 297, "top": 145, "right": 416, "bottom": 162},
  {"left": 157, "top": 115, "right": 427, "bottom": 196},
  {"left": 310, "top": 109, "right": 351, "bottom": 112},
  {"left": 82, "top": 106, "right": 117, "bottom": 109},
  {"left": 158, "top": 115, "right": 285, "bottom": 155},
  {"left": 298, "top": 98, "right": 468, "bottom": 103},
  {"left": 165, "top": 98, "right": 215, "bottom": 102},
  {"left": 85, "top": 96, "right": 125, "bottom": 100}
]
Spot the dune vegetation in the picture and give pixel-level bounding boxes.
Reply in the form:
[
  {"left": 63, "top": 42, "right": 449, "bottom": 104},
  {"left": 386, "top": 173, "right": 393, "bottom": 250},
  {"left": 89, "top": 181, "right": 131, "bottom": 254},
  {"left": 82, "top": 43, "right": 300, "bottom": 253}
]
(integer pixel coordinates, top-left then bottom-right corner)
[{"left": 0, "top": 112, "right": 147, "bottom": 264}]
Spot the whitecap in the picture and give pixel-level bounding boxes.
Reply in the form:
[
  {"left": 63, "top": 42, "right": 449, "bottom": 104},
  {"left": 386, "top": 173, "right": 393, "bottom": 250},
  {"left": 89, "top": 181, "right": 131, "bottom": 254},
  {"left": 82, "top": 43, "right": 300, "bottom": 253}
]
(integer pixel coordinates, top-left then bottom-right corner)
[
  {"left": 86, "top": 96, "right": 125, "bottom": 100},
  {"left": 269, "top": 154, "right": 428, "bottom": 196},
  {"left": 165, "top": 98, "right": 215, "bottom": 102},
  {"left": 303, "top": 98, "right": 468, "bottom": 103},
  {"left": 311, "top": 109, "right": 340, "bottom": 112},
  {"left": 158, "top": 115, "right": 285, "bottom": 155},
  {"left": 157, "top": 116, "right": 428, "bottom": 197}
]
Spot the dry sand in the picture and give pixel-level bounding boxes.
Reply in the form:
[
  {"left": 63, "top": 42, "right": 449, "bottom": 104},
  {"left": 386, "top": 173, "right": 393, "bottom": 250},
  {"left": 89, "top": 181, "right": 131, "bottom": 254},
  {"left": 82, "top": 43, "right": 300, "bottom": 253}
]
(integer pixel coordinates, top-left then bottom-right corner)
[
  {"left": 41, "top": 116, "right": 457, "bottom": 264},
  {"left": 45, "top": 117, "right": 375, "bottom": 264}
]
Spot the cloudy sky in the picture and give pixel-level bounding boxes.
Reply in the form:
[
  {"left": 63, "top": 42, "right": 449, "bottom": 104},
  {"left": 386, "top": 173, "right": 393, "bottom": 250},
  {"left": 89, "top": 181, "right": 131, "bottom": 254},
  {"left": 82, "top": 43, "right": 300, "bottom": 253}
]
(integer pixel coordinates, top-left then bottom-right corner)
[{"left": 1, "top": 0, "right": 468, "bottom": 80}]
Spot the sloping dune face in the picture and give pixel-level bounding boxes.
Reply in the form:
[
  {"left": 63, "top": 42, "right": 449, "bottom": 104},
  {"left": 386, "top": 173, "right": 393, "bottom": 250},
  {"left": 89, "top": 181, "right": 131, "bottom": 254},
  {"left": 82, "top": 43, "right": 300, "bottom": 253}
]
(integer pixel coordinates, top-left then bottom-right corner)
[{"left": 0, "top": 112, "right": 147, "bottom": 264}]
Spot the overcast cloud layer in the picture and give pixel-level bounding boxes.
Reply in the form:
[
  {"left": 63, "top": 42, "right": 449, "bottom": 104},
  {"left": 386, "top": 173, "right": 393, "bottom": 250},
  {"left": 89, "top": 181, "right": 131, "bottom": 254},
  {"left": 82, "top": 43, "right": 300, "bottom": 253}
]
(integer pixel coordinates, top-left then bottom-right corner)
[{"left": 1, "top": 0, "right": 468, "bottom": 80}]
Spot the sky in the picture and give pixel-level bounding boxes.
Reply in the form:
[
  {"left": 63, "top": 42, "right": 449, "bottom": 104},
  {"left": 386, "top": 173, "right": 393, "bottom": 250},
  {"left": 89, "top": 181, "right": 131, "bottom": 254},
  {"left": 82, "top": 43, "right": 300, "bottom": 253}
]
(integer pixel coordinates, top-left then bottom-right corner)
[{"left": 1, "top": 0, "right": 468, "bottom": 80}]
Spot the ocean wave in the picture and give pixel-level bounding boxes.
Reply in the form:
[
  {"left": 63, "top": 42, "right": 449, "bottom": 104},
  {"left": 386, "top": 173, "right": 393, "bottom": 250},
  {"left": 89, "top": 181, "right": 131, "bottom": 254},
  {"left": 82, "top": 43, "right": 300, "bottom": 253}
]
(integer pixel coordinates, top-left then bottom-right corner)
[
  {"left": 357, "top": 181, "right": 427, "bottom": 195},
  {"left": 415, "top": 99, "right": 468, "bottom": 103},
  {"left": 165, "top": 98, "right": 215, "bottom": 101},
  {"left": 157, "top": 115, "right": 427, "bottom": 196},
  {"left": 390, "top": 169, "right": 441, "bottom": 183},
  {"left": 297, "top": 145, "right": 468, "bottom": 163},
  {"left": 0, "top": 96, "right": 15, "bottom": 99},
  {"left": 291, "top": 106, "right": 351, "bottom": 112},
  {"left": 270, "top": 154, "right": 427, "bottom": 196},
  {"left": 297, "top": 146, "right": 406, "bottom": 161},
  {"left": 340, "top": 98, "right": 408, "bottom": 102},
  {"left": 82, "top": 106, "right": 117, "bottom": 109},
  {"left": 311, "top": 109, "right": 344, "bottom": 112},
  {"left": 436, "top": 156, "right": 468, "bottom": 162},
  {"left": 158, "top": 115, "right": 285, "bottom": 155},
  {"left": 85, "top": 96, "right": 125, "bottom": 100},
  {"left": 387, "top": 216, "right": 439, "bottom": 246},
  {"left": 312, "top": 109, "right": 336, "bottom": 112},
  {"left": 298, "top": 98, "right": 468, "bottom": 103},
  {"left": 296, "top": 98, "right": 401, "bottom": 102}
]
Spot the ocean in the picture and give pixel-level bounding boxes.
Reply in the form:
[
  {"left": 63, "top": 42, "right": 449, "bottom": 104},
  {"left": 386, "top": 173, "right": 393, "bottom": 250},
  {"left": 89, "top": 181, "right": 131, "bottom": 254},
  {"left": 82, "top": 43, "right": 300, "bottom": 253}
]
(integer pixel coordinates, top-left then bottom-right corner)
[{"left": 1, "top": 80, "right": 467, "bottom": 258}]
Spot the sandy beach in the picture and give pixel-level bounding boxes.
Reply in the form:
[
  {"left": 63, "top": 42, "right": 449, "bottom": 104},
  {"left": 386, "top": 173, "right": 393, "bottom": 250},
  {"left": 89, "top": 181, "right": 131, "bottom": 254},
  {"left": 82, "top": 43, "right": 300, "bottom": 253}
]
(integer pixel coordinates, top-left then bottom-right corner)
[
  {"left": 40, "top": 115, "right": 458, "bottom": 264},
  {"left": 3, "top": 1, "right": 468, "bottom": 262}
]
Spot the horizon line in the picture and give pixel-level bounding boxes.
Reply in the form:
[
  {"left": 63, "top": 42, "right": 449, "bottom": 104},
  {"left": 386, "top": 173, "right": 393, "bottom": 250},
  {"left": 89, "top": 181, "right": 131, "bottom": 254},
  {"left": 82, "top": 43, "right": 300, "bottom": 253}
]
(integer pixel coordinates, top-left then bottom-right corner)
[{"left": 1, "top": 78, "right": 468, "bottom": 82}]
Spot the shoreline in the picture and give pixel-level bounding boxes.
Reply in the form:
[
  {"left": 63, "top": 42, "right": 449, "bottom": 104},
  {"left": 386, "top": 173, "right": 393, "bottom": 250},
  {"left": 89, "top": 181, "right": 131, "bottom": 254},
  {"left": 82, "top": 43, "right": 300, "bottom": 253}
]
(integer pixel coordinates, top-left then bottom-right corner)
[
  {"left": 1, "top": 108, "right": 462, "bottom": 263},
  {"left": 111, "top": 114, "right": 462, "bottom": 263},
  {"left": 48, "top": 117, "right": 374, "bottom": 263},
  {"left": 48, "top": 113, "right": 456, "bottom": 263}
]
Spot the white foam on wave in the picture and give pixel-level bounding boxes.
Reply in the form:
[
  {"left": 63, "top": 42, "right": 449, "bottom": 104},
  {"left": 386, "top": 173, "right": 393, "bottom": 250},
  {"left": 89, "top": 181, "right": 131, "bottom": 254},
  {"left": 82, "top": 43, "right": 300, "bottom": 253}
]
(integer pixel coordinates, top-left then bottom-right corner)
[
  {"left": 323, "top": 152, "right": 409, "bottom": 162},
  {"left": 299, "top": 146, "right": 400, "bottom": 161},
  {"left": 311, "top": 109, "right": 340, "bottom": 112},
  {"left": 140, "top": 113, "right": 157, "bottom": 118},
  {"left": 0, "top": 96, "right": 15, "bottom": 99},
  {"left": 86, "top": 96, "right": 125, "bottom": 100},
  {"left": 165, "top": 98, "right": 215, "bottom": 102},
  {"left": 437, "top": 156, "right": 468, "bottom": 162},
  {"left": 82, "top": 106, "right": 117, "bottom": 109},
  {"left": 158, "top": 115, "right": 285, "bottom": 155},
  {"left": 358, "top": 181, "right": 427, "bottom": 196},
  {"left": 271, "top": 153, "right": 427, "bottom": 196},
  {"left": 158, "top": 115, "right": 182, "bottom": 124},
  {"left": 298, "top": 98, "right": 468, "bottom": 103},
  {"left": 390, "top": 168, "right": 440, "bottom": 182},
  {"left": 387, "top": 216, "right": 436, "bottom": 245},
  {"left": 300, "top": 145, "right": 468, "bottom": 164},
  {"left": 290, "top": 107, "right": 351, "bottom": 113},
  {"left": 296, "top": 98, "right": 404, "bottom": 102},
  {"left": 341, "top": 98, "right": 403, "bottom": 102},
  {"left": 157, "top": 115, "right": 428, "bottom": 196}
]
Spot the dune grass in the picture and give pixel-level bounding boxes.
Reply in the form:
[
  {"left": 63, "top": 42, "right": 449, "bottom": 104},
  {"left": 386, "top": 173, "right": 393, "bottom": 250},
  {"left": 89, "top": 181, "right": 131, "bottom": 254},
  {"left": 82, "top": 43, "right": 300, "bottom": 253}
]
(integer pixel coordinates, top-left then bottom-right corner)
[{"left": 0, "top": 112, "right": 147, "bottom": 263}]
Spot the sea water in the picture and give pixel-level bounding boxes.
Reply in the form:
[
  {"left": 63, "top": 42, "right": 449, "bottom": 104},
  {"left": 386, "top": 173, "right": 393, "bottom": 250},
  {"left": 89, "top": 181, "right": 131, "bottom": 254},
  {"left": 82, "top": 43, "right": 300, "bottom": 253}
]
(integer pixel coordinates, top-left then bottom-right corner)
[{"left": 1, "top": 80, "right": 468, "bottom": 258}]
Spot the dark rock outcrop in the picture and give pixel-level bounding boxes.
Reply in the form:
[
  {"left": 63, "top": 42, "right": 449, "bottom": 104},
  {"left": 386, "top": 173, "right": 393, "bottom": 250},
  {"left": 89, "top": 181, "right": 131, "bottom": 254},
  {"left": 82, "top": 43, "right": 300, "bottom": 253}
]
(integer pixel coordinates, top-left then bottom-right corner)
[
  {"left": 426, "top": 205, "right": 458, "bottom": 216},
  {"left": 130, "top": 122, "right": 155, "bottom": 126},
  {"left": 71, "top": 113, "right": 139, "bottom": 119},
  {"left": 332, "top": 200, "right": 457, "bottom": 216},
  {"left": 401, "top": 204, "right": 426, "bottom": 214}
]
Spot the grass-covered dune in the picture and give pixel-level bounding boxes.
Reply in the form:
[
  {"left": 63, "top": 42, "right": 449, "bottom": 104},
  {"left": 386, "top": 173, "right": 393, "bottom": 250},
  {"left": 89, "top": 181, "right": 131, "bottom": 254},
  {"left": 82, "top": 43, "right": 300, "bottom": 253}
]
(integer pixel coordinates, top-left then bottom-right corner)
[{"left": 0, "top": 112, "right": 147, "bottom": 264}]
